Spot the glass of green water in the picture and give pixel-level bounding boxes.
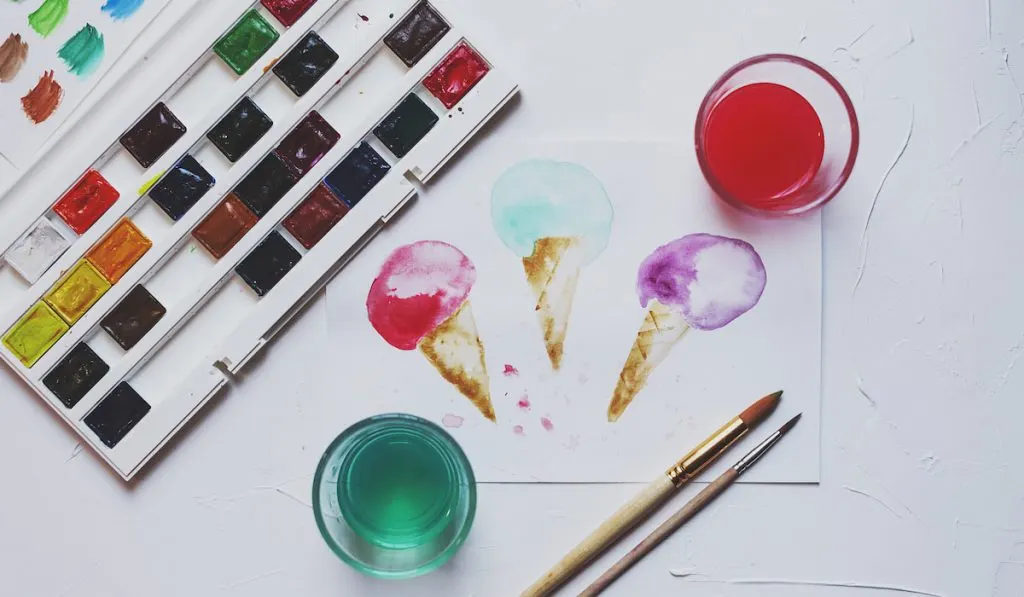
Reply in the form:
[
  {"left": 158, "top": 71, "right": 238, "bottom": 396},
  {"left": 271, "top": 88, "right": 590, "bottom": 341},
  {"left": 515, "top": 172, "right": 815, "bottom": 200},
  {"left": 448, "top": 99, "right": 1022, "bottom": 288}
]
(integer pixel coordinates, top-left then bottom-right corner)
[{"left": 313, "top": 413, "right": 477, "bottom": 579}]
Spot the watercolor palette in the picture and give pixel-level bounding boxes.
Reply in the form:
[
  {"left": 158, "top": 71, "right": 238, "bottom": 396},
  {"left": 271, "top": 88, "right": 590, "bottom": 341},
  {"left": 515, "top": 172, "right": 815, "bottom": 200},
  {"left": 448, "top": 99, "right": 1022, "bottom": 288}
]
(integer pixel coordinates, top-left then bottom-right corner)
[{"left": 0, "top": 0, "right": 517, "bottom": 480}]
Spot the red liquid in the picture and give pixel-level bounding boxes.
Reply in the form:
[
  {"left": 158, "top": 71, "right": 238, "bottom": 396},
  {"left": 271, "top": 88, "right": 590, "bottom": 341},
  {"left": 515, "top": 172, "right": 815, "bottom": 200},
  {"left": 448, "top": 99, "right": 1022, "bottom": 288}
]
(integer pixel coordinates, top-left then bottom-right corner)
[{"left": 702, "top": 82, "right": 825, "bottom": 207}]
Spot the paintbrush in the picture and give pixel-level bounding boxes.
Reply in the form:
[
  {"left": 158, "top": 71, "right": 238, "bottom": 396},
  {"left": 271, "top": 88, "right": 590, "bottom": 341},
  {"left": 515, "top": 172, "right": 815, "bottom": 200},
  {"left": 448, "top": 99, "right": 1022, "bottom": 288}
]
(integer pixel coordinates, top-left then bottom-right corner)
[
  {"left": 578, "top": 413, "right": 802, "bottom": 596},
  {"left": 520, "top": 390, "right": 782, "bottom": 597}
]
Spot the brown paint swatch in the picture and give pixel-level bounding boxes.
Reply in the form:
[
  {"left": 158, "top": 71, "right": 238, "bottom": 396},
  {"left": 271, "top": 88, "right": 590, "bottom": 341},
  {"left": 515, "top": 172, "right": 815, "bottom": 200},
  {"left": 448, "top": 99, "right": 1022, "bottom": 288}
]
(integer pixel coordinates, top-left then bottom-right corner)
[
  {"left": 192, "top": 194, "right": 258, "bottom": 259},
  {"left": 0, "top": 34, "right": 28, "bottom": 83},
  {"left": 21, "top": 70, "right": 62, "bottom": 124}
]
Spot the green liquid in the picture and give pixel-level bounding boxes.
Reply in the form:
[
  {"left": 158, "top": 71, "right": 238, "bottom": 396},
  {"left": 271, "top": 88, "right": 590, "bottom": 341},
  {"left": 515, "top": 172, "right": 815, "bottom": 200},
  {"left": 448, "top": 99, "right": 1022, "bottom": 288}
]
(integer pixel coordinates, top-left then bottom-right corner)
[{"left": 338, "top": 427, "right": 457, "bottom": 549}]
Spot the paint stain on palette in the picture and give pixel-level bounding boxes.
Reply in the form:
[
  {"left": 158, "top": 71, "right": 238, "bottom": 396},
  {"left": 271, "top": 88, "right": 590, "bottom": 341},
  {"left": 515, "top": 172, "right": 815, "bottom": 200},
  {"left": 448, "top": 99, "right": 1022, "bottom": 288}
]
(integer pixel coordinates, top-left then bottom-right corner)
[{"left": 368, "top": 241, "right": 495, "bottom": 421}]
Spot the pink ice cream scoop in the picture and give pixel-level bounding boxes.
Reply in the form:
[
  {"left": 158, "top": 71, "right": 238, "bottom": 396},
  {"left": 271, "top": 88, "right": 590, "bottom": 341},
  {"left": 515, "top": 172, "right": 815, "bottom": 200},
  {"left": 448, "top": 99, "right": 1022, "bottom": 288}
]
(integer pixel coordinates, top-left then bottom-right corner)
[
  {"left": 367, "top": 240, "right": 495, "bottom": 421},
  {"left": 367, "top": 241, "right": 476, "bottom": 350}
]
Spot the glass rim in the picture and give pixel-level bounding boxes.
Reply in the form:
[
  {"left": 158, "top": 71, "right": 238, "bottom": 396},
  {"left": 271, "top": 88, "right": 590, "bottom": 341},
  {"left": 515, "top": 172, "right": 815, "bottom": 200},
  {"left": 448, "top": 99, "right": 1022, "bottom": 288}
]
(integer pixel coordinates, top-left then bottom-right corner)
[
  {"left": 694, "top": 53, "right": 860, "bottom": 216},
  {"left": 312, "top": 413, "right": 478, "bottom": 579}
]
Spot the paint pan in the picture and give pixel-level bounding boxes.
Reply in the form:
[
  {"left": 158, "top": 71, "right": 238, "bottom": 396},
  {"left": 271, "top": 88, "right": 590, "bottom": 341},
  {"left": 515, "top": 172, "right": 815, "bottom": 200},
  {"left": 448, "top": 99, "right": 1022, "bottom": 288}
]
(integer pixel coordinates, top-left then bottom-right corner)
[
  {"left": 214, "top": 10, "right": 280, "bottom": 76},
  {"left": 0, "top": 0, "right": 518, "bottom": 480},
  {"left": 275, "top": 111, "right": 340, "bottom": 176},
  {"left": 101, "top": 285, "right": 166, "bottom": 350},
  {"left": 262, "top": 0, "right": 319, "bottom": 27},
  {"left": 120, "top": 102, "right": 187, "bottom": 169},
  {"left": 323, "top": 142, "right": 391, "bottom": 208},
  {"left": 193, "top": 194, "right": 259, "bottom": 259},
  {"left": 4, "top": 218, "right": 70, "bottom": 283},
  {"left": 423, "top": 41, "right": 490, "bottom": 109},
  {"left": 233, "top": 153, "right": 300, "bottom": 218},
  {"left": 44, "top": 260, "right": 110, "bottom": 324},
  {"left": 283, "top": 184, "right": 348, "bottom": 249},
  {"left": 273, "top": 32, "right": 339, "bottom": 97},
  {"left": 374, "top": 93, "right": 439, "bottom": 158},
  {"left": 207, "top": 97, "right": 274, "bottom": 163},
  {"left": 148, "top": 155, "right": 216, "bottom": 221},
  {"left": 52, "top": 170, "right": 120, "bottom": 234},
  {"left": 384, "top": 2, "right": 450, "bottom": 67},
  {"left": 235, "top": 231, "right": 302, "bottom": 297},
  {"left": 43, "top": 342, "right": 109, "bottom": 408},
  {"left": 84, "top": 382, "right": 151, "bottom": 448},
  {"left": 86, "top": 219, "right": 152, "bottom": 284},
  {"left": 2, "top": 302, "right": 68, "bottom": 367}
]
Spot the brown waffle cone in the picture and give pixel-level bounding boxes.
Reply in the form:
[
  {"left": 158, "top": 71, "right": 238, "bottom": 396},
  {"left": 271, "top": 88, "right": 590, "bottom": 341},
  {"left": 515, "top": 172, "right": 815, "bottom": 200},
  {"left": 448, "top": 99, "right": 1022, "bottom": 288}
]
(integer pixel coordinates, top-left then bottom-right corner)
[
  {"left": 523, "top": 236, "right": 584, "bottom": 370},
  {"left": 419, "top": 300, "right": 496, "bottom": 421},
  {"left": 608, "top": 300, "right": 691, "bottom": 422}
]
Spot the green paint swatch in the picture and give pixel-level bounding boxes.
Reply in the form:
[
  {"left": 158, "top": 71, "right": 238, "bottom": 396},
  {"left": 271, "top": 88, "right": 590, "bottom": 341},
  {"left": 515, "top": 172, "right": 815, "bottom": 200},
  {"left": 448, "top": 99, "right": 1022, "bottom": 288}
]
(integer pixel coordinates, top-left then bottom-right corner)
[
  {"left": 28, "top": 0, "right": 69, "bottom": 38},
  {"left": 59, "top": 24, "right": 105, "bottom": 77},
  {"left": 214, "top": 10, "right": 279, "bottom": 76}
]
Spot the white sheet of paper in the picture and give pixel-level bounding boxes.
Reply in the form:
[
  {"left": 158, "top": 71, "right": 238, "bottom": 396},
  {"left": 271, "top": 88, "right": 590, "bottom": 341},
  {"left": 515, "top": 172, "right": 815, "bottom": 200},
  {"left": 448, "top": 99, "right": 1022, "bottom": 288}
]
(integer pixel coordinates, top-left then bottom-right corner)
[
  {"left": 0, "top": 0, "right": 170, "bottom": 169},
  {"left": 324, "top": 140, "right": 821, "bottom": 483}
]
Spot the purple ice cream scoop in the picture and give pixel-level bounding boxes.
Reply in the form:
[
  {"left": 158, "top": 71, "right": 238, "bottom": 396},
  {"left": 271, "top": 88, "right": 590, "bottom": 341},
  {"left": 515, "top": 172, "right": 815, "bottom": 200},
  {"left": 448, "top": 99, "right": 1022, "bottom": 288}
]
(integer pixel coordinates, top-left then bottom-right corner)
[{"left": 637, "top": 233, "right": 767, "bottom": 331}]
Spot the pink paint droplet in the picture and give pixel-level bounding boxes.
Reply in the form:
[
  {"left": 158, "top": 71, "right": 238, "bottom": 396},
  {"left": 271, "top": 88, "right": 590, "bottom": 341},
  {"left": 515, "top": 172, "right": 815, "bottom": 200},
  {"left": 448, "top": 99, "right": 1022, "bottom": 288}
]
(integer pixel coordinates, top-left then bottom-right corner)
[
  {"left": 442, "top": 414, "right": 464, "bottom": 428},
  {"left": 503, "top": 364, "right": 519, "bottom": 376},
  {"left": 517, "top": 396, "right": 531, "bottom": 411},
  {"left": 541, "top": 417, "right": 554, "bottom": 432},
  {"left": 513, "top": 425, "right": 525, "bottom": 436}
]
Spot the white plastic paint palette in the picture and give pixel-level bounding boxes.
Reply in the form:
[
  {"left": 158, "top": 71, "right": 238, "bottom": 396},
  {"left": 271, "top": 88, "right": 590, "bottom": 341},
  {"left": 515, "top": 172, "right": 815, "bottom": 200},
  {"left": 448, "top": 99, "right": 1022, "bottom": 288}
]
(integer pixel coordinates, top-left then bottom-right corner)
[{"left": 0, "top": 0, "right": 518, "bottom": 480}]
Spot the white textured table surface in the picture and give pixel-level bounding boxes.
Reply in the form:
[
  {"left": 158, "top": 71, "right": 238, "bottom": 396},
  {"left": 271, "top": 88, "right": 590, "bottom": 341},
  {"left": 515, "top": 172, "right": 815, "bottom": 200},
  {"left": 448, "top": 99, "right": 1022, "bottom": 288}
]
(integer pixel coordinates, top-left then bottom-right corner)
[{"left": 2, "top": 1, "right": 1023, "bottom": 595}]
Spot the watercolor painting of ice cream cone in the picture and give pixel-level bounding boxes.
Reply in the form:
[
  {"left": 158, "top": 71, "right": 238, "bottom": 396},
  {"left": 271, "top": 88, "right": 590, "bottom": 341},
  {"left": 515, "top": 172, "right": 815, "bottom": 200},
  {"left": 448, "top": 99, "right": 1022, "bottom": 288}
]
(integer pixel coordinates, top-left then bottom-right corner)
[
  {"left": 609, "top": 233, "right": 767, "bottom": 422},
  {"left": 491, "top": 159, "right": 614, "bottom": 369},
  {"left": 367, "top": 241, "right": 495, "bottom": 421}
]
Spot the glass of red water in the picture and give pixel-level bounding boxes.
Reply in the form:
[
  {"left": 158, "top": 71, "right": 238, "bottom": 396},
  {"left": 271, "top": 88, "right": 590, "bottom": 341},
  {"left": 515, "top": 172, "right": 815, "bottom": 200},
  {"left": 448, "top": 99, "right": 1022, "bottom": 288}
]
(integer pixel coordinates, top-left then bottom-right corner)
[{"left": 695, "top": 54, "right": 859, "bottom": 215}]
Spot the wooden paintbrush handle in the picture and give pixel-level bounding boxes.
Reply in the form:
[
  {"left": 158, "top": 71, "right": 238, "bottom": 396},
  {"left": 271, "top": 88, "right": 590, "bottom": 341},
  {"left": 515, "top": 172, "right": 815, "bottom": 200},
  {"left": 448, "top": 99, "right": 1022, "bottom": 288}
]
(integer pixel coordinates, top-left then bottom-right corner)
[
  {"left": 520, "top": 475, "right": 676, "bottom": 597},
  {"left": 578, "top": 468, "right": 741, "bottom": 596}
]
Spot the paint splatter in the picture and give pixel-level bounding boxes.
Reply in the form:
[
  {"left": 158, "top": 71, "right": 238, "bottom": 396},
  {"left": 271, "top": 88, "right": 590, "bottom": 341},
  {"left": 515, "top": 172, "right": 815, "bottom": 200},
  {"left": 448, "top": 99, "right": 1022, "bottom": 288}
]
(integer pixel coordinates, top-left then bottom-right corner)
[
  {"left": 368, "top": 241, "right": 495, "bottom": 421},
  {"left": 137, "top": 170, "right": 165, "bottom": 196},
  {"left": 0, "top": 33, "right": 28, "bottom": 83},
  {"left": 492, "top": 159, "right": 614, "bottom": 369},
  {"left": 609, "top": 234, "right": 767, "bottom": 422},
  {"left": 28, "top": 0, "right": 69, "bottom": 38},
  {"left": 58, "top": 24, "right": 104, "bottom": 77},
  {"left": 540, "top": 417, "right": 554, "bottom": 431},
  {"left": 513, "top": 425, "right": 525, "bottom": 436},
  {"left": 21, "top": 70, "right": 63, "bottom": 124},
  {"left": 442, "top": 413, "right": 464, "bottom": 429},
  {"left": 517, "top": 395, "right": 531, "bottom": 411},
  {"left": 503, "top": 364, "right": 519, "bottom": 376},
  {"left": 358, "top": 13, "right": 369, "bottom": 22},
  {"left": 101, "top": 0, "right": 145, "bottom": 21}
]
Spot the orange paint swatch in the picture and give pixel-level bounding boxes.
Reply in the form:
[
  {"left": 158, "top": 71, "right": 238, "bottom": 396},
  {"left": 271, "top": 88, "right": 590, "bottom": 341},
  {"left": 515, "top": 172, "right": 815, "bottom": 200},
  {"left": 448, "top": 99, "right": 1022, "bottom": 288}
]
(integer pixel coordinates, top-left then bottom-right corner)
[
  {"left": 44, "top": 261, "right": 110, "bottom": 324},
  {"left": 21, "top": 70, "right": 63, "bottom": 124},
  {"left": 87, "top": 219, "right": 152, "bottom": 283}
]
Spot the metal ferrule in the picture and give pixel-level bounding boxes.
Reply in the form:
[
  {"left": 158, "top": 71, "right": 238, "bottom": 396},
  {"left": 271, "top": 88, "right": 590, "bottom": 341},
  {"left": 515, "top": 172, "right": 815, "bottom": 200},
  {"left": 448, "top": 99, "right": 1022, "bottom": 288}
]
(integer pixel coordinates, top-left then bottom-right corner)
[
  {"left": 665, "top": 418, "right": 747, "bottom": 486},
  {"left": 734, "top": 428, "right": 785, "bottom": 474}
]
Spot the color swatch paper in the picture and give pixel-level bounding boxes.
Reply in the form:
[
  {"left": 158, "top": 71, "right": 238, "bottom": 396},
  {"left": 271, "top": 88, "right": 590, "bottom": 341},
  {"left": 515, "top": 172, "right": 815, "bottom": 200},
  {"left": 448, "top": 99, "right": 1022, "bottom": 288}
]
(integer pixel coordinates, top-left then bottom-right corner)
[
  {"left": 0, "top": 0, "right": 172, "bottom": 169},
  {"left": 325, "top": 141, "right": 823, "bottom": 484}
]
